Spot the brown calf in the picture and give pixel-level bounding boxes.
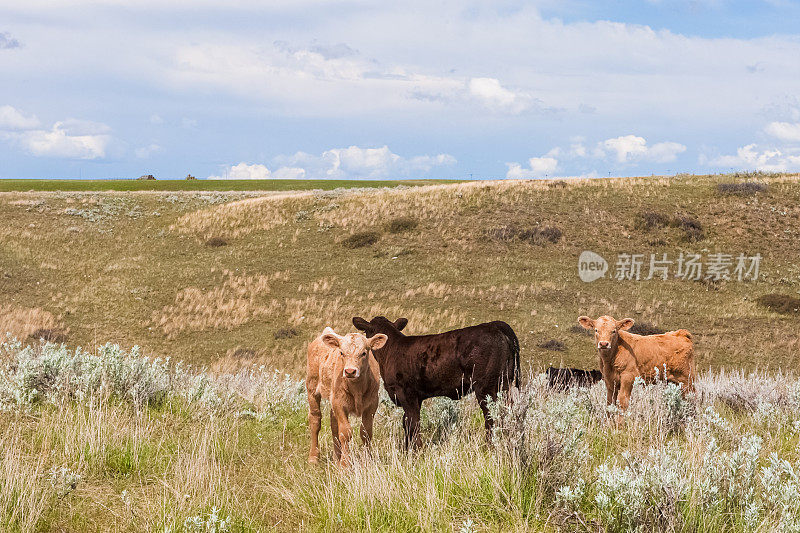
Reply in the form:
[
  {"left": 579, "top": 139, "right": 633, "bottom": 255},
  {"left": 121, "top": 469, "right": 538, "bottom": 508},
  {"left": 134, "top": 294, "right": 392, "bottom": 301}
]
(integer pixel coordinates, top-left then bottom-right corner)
[
  {"left": 306, "top": 327, "right": 387, "bottom": 466},
  {"left": 577, "top": 315, "right": 696, "bottom": 410}
]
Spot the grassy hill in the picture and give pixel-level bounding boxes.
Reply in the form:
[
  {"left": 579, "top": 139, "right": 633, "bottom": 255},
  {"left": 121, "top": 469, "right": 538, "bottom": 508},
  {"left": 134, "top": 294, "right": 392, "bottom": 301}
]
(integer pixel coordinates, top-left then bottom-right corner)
[
  {"left": 2, "top": 173, "right": 800, "bottom": 532},
  {"left": 1, "top": 173, "right": 799, "bottom": 375}
]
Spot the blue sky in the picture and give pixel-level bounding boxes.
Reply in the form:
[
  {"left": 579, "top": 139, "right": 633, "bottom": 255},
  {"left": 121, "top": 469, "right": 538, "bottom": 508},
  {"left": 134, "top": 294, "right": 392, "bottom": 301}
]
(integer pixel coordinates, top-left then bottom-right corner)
[{"left": 1, "top": 0, "right": 800, "bottom": 180}]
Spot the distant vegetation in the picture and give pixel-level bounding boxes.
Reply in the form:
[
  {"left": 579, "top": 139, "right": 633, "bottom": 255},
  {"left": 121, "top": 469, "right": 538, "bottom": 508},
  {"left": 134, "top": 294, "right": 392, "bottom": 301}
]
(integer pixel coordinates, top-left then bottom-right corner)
[{"left": 0, "top": 178, "right": 460, "bottom": 192}]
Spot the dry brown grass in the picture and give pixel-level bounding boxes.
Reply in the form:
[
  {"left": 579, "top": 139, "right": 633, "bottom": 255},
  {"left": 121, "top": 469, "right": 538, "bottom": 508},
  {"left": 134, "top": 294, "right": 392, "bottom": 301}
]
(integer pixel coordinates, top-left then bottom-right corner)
[
  {"left": 153, "top": 270, "right": 289, "bottom": 338},
  {"left": 170, "top": 192, "right": 316, "bottom": 239},
  {"left": 0, "top": 304, "right": 62, "bottom": 344}
]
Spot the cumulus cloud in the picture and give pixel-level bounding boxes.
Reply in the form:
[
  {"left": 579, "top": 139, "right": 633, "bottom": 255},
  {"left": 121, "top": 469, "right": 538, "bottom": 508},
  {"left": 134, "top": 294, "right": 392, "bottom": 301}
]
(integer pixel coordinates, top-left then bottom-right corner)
[
  {"left": 0, "top": 32, "right": 20, "bottom": 49},
  {"left": 703, "top": 144, "right": 800, "bottom": 172},
  {"left": 209, "top": 162, "right": 306, "bottom": 180},
  {"left": 598, "top": 135, "right": 686, "bottom": 163},
  {"left": 9, "top": 123, "right": 111, "bottom": 159},
  {"left": 280, "top": 145, "right": 455, "bottom": 179},
  {"left": 0, "top": 105, "right": 40, "bottom": 130},
  {"left": 468, "top": 78, "right": 532, "bottom": 114},
  {"left": 764, "top": 121, "right": 800, "bottom": 142},
  {"left": 506, "top": 134, "right": 687, "bottom": 177},
  {"left": 213, "top": 145, "right": 456, "bottom": 180},
  {"left": 505, "top": 155, "right": 559, "bottom": 179},
  {"left": 0, "top": 106, "right": 113, "bottom": 160}
]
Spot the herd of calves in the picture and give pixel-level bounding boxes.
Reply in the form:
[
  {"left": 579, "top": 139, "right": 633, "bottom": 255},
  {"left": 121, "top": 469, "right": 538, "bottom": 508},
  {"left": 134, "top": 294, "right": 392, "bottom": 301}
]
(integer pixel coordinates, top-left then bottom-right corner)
[{"left": 306, "top": 314, "right": 696, "bottom": 466}]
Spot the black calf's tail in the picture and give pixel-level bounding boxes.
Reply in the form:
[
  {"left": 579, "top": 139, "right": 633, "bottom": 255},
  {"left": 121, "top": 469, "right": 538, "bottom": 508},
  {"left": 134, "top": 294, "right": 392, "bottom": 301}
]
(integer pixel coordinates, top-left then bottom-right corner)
[{"left": 494, "top": 321, "right": 521, "bottom": 389}]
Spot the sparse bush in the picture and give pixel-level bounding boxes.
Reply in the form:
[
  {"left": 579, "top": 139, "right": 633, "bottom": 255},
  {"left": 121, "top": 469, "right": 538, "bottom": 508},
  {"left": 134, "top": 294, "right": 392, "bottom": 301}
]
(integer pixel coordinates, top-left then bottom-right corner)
[
  {"left": 487, "top": 225, "right": 562, "bottom": 245},
  {"left": 633, "top": 210, "right": 704, "bottom": 241},
  {"left": 636, "top": 210, "right": 671, "bottom": 231},
  {"left": 547, "top": 180, "right": 567, "bottom": 189},
  {"left": 671, "top": 214, "right": 705, "bottom": 242},
  {"left": 387, "top": 216, "right": 418, "bottom": 233},
  {"left": 717, "top": 182, "right": 768, "bottom": 196},
  {"left": 205, "top": 236, "right": 228, "bottom": 247},
  {"left": 230, "top": 347, "right": 256, "bottom": 358},
  {"left": 342, "top": 230, "right": 381, "bottom": 248},
  {"left": 273, "top": 327, "right": 299, "bottom": 340},
  {"left": 569, "top": 324, "right": 593, "bottom": 336},
  {"left": 27, "top": 328, "right": 68, "bottom": 344},
  {"left": 629, "top": 322, "right": 665, "bottom": 336},
  {"left": 537, "top": 339, "right": 567, "bottom": 352},
  {"left": 0, "top": 341, "right": 171, "bottom": 408},
  {"left": 757, "top": 293, "right": 800, "bottom": 314}
]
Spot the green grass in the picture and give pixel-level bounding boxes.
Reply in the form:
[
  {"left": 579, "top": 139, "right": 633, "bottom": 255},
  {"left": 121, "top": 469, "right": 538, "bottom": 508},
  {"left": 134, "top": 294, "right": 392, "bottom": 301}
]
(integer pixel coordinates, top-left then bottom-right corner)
[{"left": 0, "top": 178, "right": 462, "bottom": 192}]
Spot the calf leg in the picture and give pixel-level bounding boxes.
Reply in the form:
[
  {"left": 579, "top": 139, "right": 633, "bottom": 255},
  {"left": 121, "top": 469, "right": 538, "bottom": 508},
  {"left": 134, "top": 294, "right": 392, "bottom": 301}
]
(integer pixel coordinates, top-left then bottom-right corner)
[
  {"left": 402, "top": 401, "right": 422, "bottom": 450},
  {"left": 477, "top": 389, "right": 499, "bottom": 443},
  {"left": 333, "top": 407, "right": 353, "bottom": 468},
  {"left": 307, "top": 390, "right": 322, "bottom": 464},
  {"left": 360, "top": 403, "right": 377, "bottom": 451},
  {"left": 618, "top": 375, "right": 634, "bottom": 411},
  {"left": 330, "top": 410, "right": 341, "bottom": 463}
]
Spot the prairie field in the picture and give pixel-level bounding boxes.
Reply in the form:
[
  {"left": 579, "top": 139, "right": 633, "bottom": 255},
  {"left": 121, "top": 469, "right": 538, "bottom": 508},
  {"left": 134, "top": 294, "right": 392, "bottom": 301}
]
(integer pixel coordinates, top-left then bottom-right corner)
[{"left": 1, "top": 173, "right": 800, "bottom": 531}]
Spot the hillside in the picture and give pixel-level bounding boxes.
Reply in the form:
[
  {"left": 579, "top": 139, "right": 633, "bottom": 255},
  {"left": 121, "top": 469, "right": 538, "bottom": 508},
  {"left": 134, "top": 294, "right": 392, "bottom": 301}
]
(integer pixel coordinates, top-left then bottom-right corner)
[{"left": 1, "top": 174, "right": 799, "bottom": 374}]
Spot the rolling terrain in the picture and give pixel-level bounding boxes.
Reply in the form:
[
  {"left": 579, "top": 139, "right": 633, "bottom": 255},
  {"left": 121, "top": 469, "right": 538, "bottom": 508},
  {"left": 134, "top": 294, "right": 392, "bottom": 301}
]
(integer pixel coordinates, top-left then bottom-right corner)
[
  {"left": 1, "top": 173, "right": 800, "bottom": 531},
  {"left": 1, "top": 174, "right": 798, "bottom": 374}
]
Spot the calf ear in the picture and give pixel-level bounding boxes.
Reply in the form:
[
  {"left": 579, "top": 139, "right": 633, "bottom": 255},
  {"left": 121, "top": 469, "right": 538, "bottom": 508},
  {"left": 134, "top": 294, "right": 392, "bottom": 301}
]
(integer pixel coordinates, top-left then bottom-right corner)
[
  {"left": 394, "top": 318, "right": 408, "bottom": 331},
  {"left": 321, "top": 327, "right": 341, "bottom": 348},
  {"left": 578, "top": 316, "right": 595, "bottom": 329},
  {"left": 616, "top": 318, "right": 635, "bottom": 331},
  {"left": 352, "top": 317, "right": 370, "bottom": 331},
  {"left": 368, "top": 333, "right": 388, "bottom": 350}
]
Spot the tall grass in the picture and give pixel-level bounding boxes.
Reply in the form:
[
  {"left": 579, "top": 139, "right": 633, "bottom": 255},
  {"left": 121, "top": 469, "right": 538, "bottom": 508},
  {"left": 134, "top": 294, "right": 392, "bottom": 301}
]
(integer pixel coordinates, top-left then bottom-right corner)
[{"left": 0, "top": 340, "right": 799, "bottom": 531}]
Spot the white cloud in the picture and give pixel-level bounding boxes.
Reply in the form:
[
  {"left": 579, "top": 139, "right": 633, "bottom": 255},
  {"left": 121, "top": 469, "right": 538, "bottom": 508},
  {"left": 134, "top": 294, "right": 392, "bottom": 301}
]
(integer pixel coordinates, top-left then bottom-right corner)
[
  {"left": 505, "top": 156, "right": 558, "bottom": 179},
  {"left": 764, "top": 121, "right": 800, "bottom": 142},
  {"left": 7, "top": 122, "right": 111, "bottom": 160},
  {"left": 149, "top": 114, "right": 164, "bottom": 125},
  {"left": 135, "top": 143, "right": 162, "bottom": 158},
  {"left": 468, "top": 78, "right": 531, "bottom": 114},
  {"left": 703, "top": 143, "right": 800, "bottom": 172},
  {"left": 0, "top": 105, "right": 40, "bottom": 130},
  {"left": 215, "top": 145, "right": 455, "bottom": 180},
  {"left": 209, "top": 162, "right": 306, "bottom": 180},
  {"left": 0, "top": 107, "right": 113, "bottom": 160},
  {"left": 598, "top": 135, "right": 686, "bottom": 163}
]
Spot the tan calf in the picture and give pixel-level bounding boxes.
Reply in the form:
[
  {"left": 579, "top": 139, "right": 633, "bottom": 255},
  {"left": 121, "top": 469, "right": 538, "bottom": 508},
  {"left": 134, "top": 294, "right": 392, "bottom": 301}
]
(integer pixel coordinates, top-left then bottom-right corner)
[
  {"left": 578, "top": 315, "right": 696, "bottom": 410},
  {"left": 306, "top": 327, "right": 387, "bottom": 466}
]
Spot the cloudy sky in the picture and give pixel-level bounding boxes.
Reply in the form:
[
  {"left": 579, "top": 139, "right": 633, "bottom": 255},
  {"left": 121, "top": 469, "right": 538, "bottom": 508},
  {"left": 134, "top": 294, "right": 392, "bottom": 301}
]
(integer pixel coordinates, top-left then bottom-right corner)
[{"left": 2, "top": 0, "right": 800, "bottom": 180}]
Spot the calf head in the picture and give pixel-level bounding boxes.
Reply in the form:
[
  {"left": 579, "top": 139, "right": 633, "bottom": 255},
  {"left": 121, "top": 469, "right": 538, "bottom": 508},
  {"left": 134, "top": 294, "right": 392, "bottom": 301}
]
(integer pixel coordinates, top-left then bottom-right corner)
[
  {"left": 352, "top": 316, "right": 408, "bottom": 339},
  {"left": 321, "top": 327, "right": 387, "bottom": 379},
  {"left": 578, "top": 315, "right": 634, "bottom": 353}
]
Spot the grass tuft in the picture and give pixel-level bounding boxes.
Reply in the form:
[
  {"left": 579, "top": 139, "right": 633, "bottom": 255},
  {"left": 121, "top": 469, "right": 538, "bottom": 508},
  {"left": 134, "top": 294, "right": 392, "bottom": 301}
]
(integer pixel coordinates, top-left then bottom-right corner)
[
  {"left": 273, "top": 327, "right": 299, "bottom": 340},
  {"left": 717, "top": 182, "right": 769, "bottom": 196},
  {"left": 386, "top": 216, "right": 418, "bottom": 233},
  {"left": 487, "top": 225, "right": 562, "bottom": 245},
  {"left": 342, "top": 231, "right": 381, "bottom": 248},
  {"left": 205, "top": 236, "right": 229, "bottom": 247},
  {"left": 757, "top": 293, "right": 800, "bottom": 314},
  {"left": 537, "top": 339, "right": 567, "bottom": 351}
]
